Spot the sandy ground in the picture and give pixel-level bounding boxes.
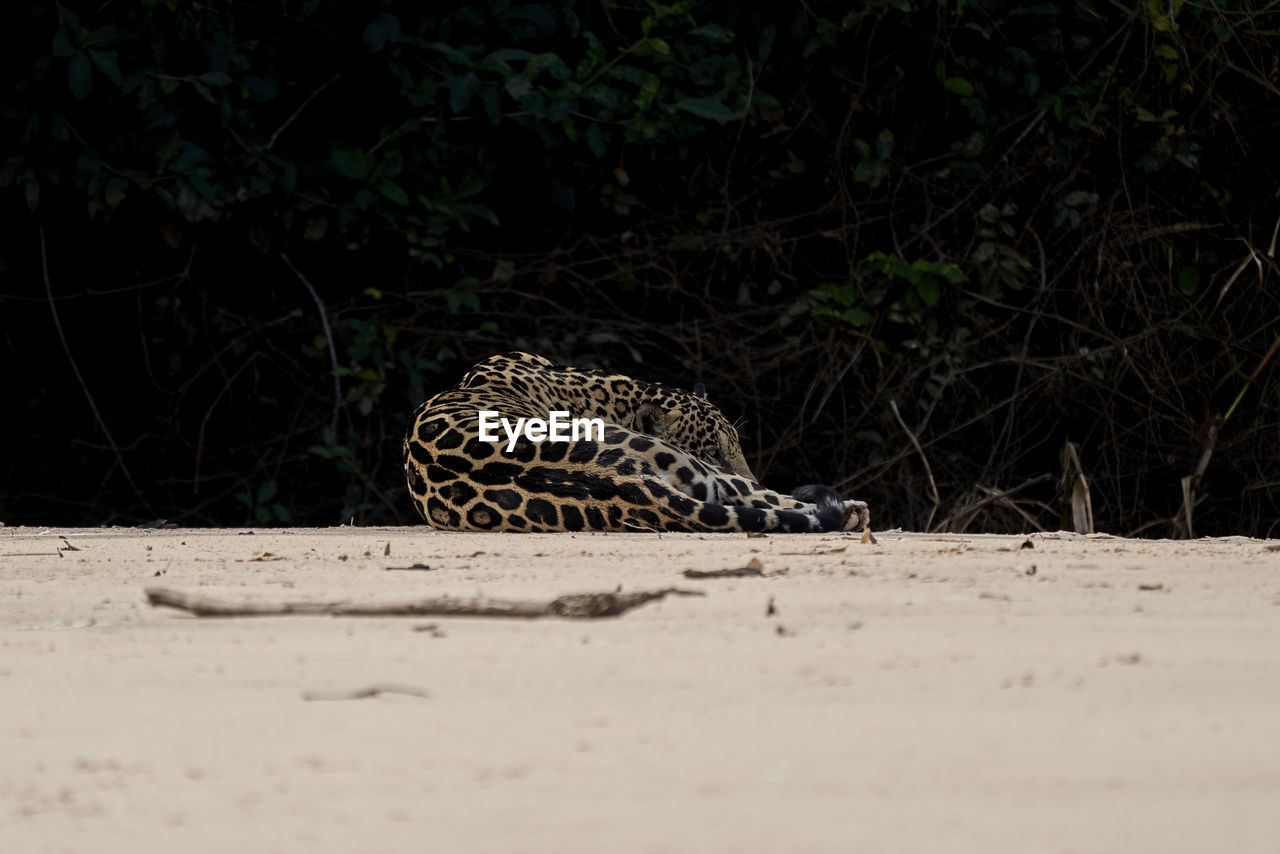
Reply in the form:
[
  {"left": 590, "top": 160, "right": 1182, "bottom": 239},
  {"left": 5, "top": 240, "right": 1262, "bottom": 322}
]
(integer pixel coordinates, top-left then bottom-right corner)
[{"left": 2, "top": 525, "right": 1279, "bottom": 853}]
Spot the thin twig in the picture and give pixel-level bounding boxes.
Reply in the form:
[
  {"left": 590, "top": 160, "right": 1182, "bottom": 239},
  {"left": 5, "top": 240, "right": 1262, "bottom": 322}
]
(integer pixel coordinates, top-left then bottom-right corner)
[
  {"left": 1213, "top": 243, "right": 1262, "bottom": 314},
  {"left": 265, "top": 74, "right": 340, "bottom": 151},
  {"left": 280, "top": 252, "right": 343, "bottom": 429},
  {"left": 346, "top": 460, "right": 407, "bottom": 523},
  {"left": 1222, "top": 58, "right": 1280, "bottom": 99},
  {"left": 981, "top": 227, "right": 1049, "bottom": 485},
  {"left": 938, "top": 474, "right": 1053, "bottom": 533},
  {"left": 40, "top": 221, "right": 150, "bottom": 511},
  {"left": 720, "top": 54, "right": 759, "bottom": 235},
  {"left": 806, "top": 342, "right": 864, "bottom": 429},
  {"left": 193, "top": 352, "right": 259, "bottom": 495},
  {"left": 889, "top": 398, "right": 940, "bottom": 529}
]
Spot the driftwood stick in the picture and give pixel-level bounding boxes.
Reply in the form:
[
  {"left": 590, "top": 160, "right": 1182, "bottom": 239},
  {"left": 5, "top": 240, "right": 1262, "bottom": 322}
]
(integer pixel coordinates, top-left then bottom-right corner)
[
  {"left": 302, "top": 683, "right": 431, "bottom": 702},
  {"left": 144, "top": 587, "right": 704, "bottom": 620},
  {"left": 683, "top": 567, "right": 765, "bottom": 579}
]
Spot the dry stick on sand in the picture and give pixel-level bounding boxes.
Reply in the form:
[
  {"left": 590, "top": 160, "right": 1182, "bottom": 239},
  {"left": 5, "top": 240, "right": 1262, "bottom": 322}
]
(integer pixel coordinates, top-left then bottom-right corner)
[
  {"left": 145, "top": 587, "right": 705, "bottom": 620},
  {"left": 684, "top": 557, "right": 768, "bottom": 579},
  {"left": 684, "top": 567, "right": 765, "bottom": 579},
  {"left": 302, "top": 684, "right": 431, "bottom": 702},
  {"left": 890, "top": 398, "right": 941, "bottom": 529}
]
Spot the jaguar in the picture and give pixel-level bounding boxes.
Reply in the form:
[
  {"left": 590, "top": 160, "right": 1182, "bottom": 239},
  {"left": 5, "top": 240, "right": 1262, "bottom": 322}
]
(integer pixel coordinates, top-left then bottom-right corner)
[{"left": 403, "top": 352, "right": 869, "bottom": 533}]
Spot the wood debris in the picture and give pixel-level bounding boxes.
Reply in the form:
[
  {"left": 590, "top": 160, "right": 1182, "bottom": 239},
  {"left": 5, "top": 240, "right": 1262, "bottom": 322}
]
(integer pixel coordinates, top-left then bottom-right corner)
[
  {"left": 302, "top": 683, "right": 430, "bottom": 701},
  {"left": 683, "top": 556, "right": 766, "bottom": 579},
  {"left": 144, "top": 586, "right": 703, "bottom": 620}
]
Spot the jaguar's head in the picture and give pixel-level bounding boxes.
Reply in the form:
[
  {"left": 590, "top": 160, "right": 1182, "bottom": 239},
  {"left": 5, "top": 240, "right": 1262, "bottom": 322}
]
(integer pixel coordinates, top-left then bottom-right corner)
[{"left": 633, "top": 383, "right": 756, "bottom": 481}]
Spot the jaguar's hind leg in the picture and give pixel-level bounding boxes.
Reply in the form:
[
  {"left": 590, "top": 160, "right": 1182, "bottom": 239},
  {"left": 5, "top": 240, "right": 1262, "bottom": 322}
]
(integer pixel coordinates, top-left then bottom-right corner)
[{"left": 642, "top": 444, "right": 867, "bottom": 532}]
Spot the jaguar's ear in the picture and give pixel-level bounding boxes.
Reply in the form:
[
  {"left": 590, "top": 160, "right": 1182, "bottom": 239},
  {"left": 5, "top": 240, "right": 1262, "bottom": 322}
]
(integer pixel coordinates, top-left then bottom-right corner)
[
  {"left": 634, "top": 402, "right": 673, "bottom": 437},
  {"left": 692, "top": 382, "right": 707, "bottom": 398}
]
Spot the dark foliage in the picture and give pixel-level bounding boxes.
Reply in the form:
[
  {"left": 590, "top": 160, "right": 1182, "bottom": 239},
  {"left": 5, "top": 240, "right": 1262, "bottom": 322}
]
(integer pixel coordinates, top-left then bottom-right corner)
[{"left": 3, "top": 0, "right": 1279, "bottom": 534}]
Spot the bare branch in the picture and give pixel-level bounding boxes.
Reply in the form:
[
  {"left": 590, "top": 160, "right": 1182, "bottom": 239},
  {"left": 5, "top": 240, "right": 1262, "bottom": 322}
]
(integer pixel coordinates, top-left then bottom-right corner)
[{"left": 145, "top": 587, "right": 705, "bottom": 619}]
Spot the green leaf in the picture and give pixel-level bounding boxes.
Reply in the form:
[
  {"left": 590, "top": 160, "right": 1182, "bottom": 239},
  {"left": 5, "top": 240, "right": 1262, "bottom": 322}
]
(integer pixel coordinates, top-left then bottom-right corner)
[
  {"left": 256, "top": 481, "right": 278, "bottom": 504},
  {"left": 876, "top": 129, "right": 894, "bottom": 160},
  {"left": 576, "top": 33, "right": 605, "bottom": 81},
  {"left": 758, "top": 23, "right": 776, "bottom": 60},
  {"left": 188, "top": 173, "right": 217, "bottom": 200},
  {"left": 52, "top": 28, "right": 76, "bottom": 58},
  {"left": 505, "top": 76, "right": 533, "bottom": 99},
  {"left": 816, "top": 305, "right": 874, "bottom": 328},
  {"left": 585, "top": 122, "right": 607, "bottom": 158},
  {"left": 840, "top": 307, "right": 874, "bottom": 326},
  {"left": 86, "top": 24, "right": 127, "bottom": 48},
  {"left": 506, "top": 5, "right": 557, "bottom": 33},
  {"left": 243, "top": 76, "right": 278, "bottom": 104},
  {"left": 527, "top": 52, "right": 571, "bottom": 82},
  {"left": 68, "top": 52, "right": 92, "bottom": 100},
  {"left": 1005, "top": 46, "right": 1034, "bottom": 69},
  {"left": 944, "top": 77, "right": 974, "bottom": 96},
  {"left": 917, "top": 279, "right": 941, "bottom": 307},
  {"left": 1154, "top": 44, "right": 1178, "bottom": 60},
  {"left": 375, "top": 149, "right": 403, "bottom": 179},
  {"left": 172, "top": 142, "right": 209, "bottom": 172},
  {"left": 200, "top": 71, "right": 232, "bottom": 86},
  {"left": 484, "top": 86, "right": 502, "bottom": 124},
  {"left": 450, "top": 72, "right": 478, "bottom": 112},
  {"left": 460, "top": 203, "right": 499, "bottom": 225},
  {"left": 853, "top": 159, "right": 887, "bottom": 187},
  {"left": 487, "top": 48, "right": 535, "bottom": 63},
  {"left": 1177, "top": 266, "right": 1200, "bottom": 295},
  {"left": 675, "top": 98, "right": 739, "bottom": 122},
  {"left": 363, "top": 13, "right": 402, "bottom": 53},
  {"left": 331, "top": 147, "right": 372, "bottom": 179},
  {"left": 89, "top": 50, "right": 122, "bottom": 86},
  {"left": 377, "top": 182, "right": 409, "bottom": 205},
  {"left": 429, "top": 42, "right": 471, "bottom": 65},
  {"left": 817, "top": 283, "right": 856, "bottom": 307}
]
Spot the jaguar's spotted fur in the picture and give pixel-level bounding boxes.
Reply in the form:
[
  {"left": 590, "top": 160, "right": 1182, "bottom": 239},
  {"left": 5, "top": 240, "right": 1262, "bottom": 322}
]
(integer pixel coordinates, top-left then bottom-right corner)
[{"left": 403, "top": 352, "right": 869, "bottom": 533}]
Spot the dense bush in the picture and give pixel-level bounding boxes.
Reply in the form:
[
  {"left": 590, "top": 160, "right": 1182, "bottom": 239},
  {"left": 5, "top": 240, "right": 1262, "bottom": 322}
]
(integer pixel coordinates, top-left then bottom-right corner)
[{"left": 3, "top": 0, "right": 1279, "bottom": 535}]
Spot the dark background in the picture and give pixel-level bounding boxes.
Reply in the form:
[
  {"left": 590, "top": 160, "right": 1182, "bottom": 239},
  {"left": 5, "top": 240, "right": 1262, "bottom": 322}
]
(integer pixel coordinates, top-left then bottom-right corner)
[{"left": 3, "top": 0, "right": 1279, "bottom": 535}]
